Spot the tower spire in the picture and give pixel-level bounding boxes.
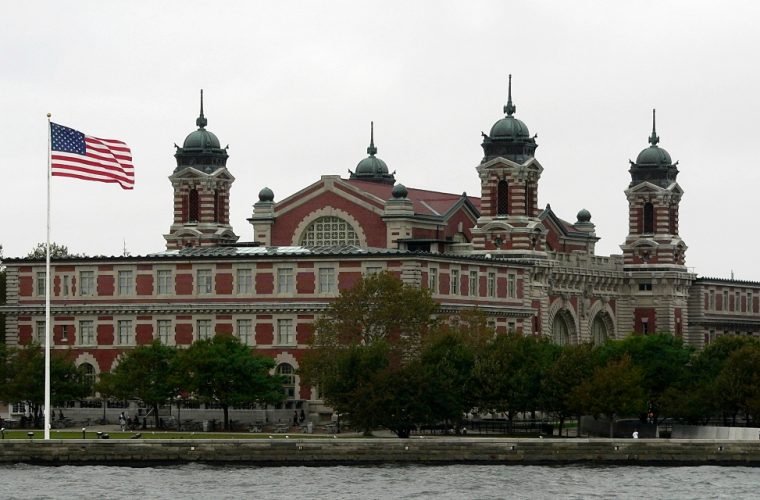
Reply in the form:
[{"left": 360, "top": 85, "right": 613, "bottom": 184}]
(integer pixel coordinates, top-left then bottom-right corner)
[
  {"left": 648, "top": 108, "right": 659, "bottom": 146},
  {"left": 367, "top": 121, "right": 377, "bottom": 156},
  {"left": 504, "top": 74, "right": 516, "bottom": 117},
  {"left": 196, "top": 89, "right": 207, "bottom": 129}
]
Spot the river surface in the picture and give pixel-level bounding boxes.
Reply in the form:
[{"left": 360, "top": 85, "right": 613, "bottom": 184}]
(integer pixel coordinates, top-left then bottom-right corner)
[{"left": 0, "top": 463, "right": 757, "bottom": 499}]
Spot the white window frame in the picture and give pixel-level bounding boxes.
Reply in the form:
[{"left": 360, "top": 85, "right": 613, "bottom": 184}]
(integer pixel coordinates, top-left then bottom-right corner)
[
  {"left": 450, "top": 269, "right": 459, "bottom": 295},
  {"left": 236, "top": 318, "right": 254, "bottom": 346},
  {"left": 469, "top": 270, "right": 478, "bottom": 297},
  {"left": 277, "top": 267, "right": 295, "bottom": 294},
  {"left": 197, "top": 268, "right": 213, "bottom": 295},
  {"left": 35, "top": 320, "right": 46, "bottom": 344},
  {"left": 61, "top": 274, "right": 71, "bottom": 296},
  {"left": 157, "top": 318, "right": 174, "bottom": 345},
  {"left": 507, "top": 273, "right": 517, "bottom": 299},
  {"left": 429, "top": 267, "right": 438, "bottom": 293},
  {"left": 78, "top": 319, "right": 95, "bottom": 346},
  {"left": 116, "top": 319, "right": 133, "bottom": 346},
  {"left": 236, "top": 267, "right": 253, "bottom": 295},
  {"left": 36, "top": 272, "right": 46, "bottom": 297},
  {"left": 364, "top": 265, "right": 383, "bottom": 276},
  {"left": 317, "top": 267, "right": 336, "bottom": 295},
  {"left": 276, "top": 318, "right": 296, "bottom": 346},
  {"left": 196, "top": 318, "right": 213, "bottom": 341},
  {"left": 79, "top": 270, "right": 95, "bottom": 296},
  {"left": 156, "top": 269, "right": 173, "bottom": 295},
  {"left": 118, "top": 270, "right": 134, "bottom": 296},
  {"left": 487, "top": 272, "right": 496, "bottom": 298}
]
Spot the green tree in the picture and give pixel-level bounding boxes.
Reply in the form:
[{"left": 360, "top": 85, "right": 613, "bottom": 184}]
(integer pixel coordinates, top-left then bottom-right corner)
[
  {"left": 712, "top": 344, "right": 760, "bottom": 425},
  {"left": 541, "top": 343, "right": 598, "bottom": 436},
  {"left": 26, "top": 242, "right": 83, "bottom": 259},
  {"left": 178, "top": 335, "right": 284, "bottom": 430},
  {"left": 95, "top": 340, "right": 179, "bottom": 428},
  {"left": 572, "top": 354, "right": 646, "bottom": 437},
  {"left": 598, "top": 333, "right": 692, "bottom": 424},
  {"left": 3, "top": 344, "right": 90, "bottom": 427},
  {"left": 472, "top": 332, "right": 557, "bottom": 425},
  {"left": 301, "top": 272, "right": 441, "bottom": 437},
  {"left": 311, "top": 271, "right": 439, "bottom": 351}
]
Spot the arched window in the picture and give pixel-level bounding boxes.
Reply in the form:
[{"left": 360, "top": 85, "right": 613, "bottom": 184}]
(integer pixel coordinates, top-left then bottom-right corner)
[
  {"left": 643, "top": 202, "right": 654, "bottom": 233},
  {"left": 591, "top": 316, "right": 608, "bottom": 346},
  {"left": 552, "top": 314, "right": 570, "bottom": 346},
  {"left": 525, "top": 183, "right": 533, "bottom": 216},
  {"left": 79, "top": 362, "right": 96, "bottom": 395},
  {"left": 299, "top": 216, "right": 360, "bottom": 247},
  {"left": 188, "top": 188, "right": 199, "bottom": 223},
  {"left": 276, "top": 363, "right": 296, "bottom": 399},
  {"left": 496, "top": 180, "right": 509, "bottom": 215}
]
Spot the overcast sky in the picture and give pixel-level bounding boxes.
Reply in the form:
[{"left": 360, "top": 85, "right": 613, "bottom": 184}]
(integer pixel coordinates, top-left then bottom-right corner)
[{"left": 2, "top": 1, "right": 759, "bottom": 280}]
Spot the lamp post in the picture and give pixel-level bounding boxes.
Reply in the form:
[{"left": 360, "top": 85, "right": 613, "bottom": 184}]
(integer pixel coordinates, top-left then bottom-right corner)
[
  {"left": 1, "top": 427, "right": 5, "bottom": 439},
  {"left": 82, "top": 427, "right": 86, "bottom": 439}
]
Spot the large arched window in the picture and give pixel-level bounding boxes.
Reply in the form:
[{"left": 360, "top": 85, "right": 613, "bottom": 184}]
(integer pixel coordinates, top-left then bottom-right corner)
[
  {"left": 496, "top": 180, "right": 509, "bottom": 216},
  {"left": 299, "top": 216, "right": 360, "bottom": 247},
  {"left": 188, "top": 188, "right": 199, "bottom": 223},
  {"left": 552, "top": 314, "right": 570, "bottom": 346},
  {"left": 276, "top": 363, "right": 296, "bottom": 399},
  {"left": 591, "top": 315, "right": 608, "bottom": 346},
  {"left": 643, "top": 202, "right": 654, "bottom": 233}
]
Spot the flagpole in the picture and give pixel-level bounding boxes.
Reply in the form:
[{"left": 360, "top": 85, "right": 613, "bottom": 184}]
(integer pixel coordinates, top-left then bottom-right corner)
[{"left": 44, "top": 113, "right": 52, "bottom": 440}]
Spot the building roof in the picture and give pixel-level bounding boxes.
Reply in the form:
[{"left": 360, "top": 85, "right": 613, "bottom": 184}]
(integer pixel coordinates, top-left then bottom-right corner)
[{"left": 344, "top": 179, "right": 481, "bottom": 216}]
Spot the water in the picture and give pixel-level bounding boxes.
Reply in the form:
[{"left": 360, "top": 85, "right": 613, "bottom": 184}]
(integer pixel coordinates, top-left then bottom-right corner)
[{"left": 0, "top": 464, "right": 758, "bottom": 499}]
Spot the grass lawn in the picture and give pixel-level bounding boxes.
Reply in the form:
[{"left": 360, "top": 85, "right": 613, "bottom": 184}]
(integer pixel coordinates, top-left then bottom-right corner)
[{"left": 0, "top": 430, "right": 341, "bottom": 440}]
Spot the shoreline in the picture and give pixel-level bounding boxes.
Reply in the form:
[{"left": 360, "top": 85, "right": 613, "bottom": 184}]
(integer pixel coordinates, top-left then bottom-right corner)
[{"left": 2, "top": 437, "right": 760, "bottom": 466}]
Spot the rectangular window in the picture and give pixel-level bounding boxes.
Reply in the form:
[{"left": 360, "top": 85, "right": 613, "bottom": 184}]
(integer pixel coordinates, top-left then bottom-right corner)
[
  {"left": 236, "top": 268, "right": 253, "bottom": 294},
  {"left": 79, "top": 270, "right": 94, "bottom": 296},
  {"left": 196, "top": 319, "right": 212, "bottom": 340},
  {"left": 36, "top": 272, "right": 46, "bottom": 296},
  {"left": 469, "top": 271, "right": 478, "bottom": 297},
  {"left": 723, "top": 291, "right": 729, "bottom": 311},
  {"left": 62, "top": 275, "right": 71, "bottom": 296},
  {"left": 708, "top": 290, "right": 715, "bottom": 310},
  {"left": 749, "top": 291, "right": 754, "bottom": 313},
  {"left": 277, "top": 267, "right": 294, "bottom": 294},
  {"left": 735, "top": 291, "right": 740, "bottom": 312},
  {"left": 61, "top": 325, "right": 70, "bottom": 343},
  {"left": 79, "top": 320, "right": 95, "bottom": 346},
  {"left": 318, "top": 268, "right": 336, "bottom": 294},
  {"left": 508, "top": 274, "right": 517, "bottom": 298},
  {"left": 197, "top": 269, "right": 213, "bottom": 295},
  {"left": 36, "top": 320, "right": 46, "bottom": 343},
  {"left": 429, "top": 268, "right": 438, "bottom": 293},
  {"left": 639, "top": 282, "right": 652, "bottom": 292},
  {"left": 118, "top": 270, "right": 134, "bottom": 296},
  {"left": 237, "top": 319, "right": 253, "bottom": 346},
  {"left": 157, "top": 269, "right": 173, "bottom": 295},
  {"left": 487, "top": 272, "right": 496, "bottom": 298},
  {"left": 277, "top": 318, "right": 295, "bottom": 345},
  {"left": 450, "top": 269, "right": 459, "bottom": 295},
  {"left": 508, "top": 320, "right": 517, "bottom": 333},
  {"left": 117, "top": 320, "right": 133, "bottom": 345},
  {"left": 365, "top": 266, "right": 382, "bottom": 275},
  {"left": 157, "top": 319, "right": 173, "bottom": 344}
]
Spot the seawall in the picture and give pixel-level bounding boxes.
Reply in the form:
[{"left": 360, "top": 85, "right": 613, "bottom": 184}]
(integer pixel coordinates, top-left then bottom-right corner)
[{"left": 2, "top": 438, "right": 760, "bottom": 466}]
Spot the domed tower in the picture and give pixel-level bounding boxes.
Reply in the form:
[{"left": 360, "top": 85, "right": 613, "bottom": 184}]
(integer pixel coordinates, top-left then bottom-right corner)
[
  {"left": 620, "top": 110, "right": 691, "bottom": 337},
  {"left": 349, "top": 122, "right": 395, "bottom": 184},
  {"left": 164, "top": 90, "right": 239, "bottom": 249},
  {"left": 621, "top": 110, "right": 686, "bottom": 268},
  {"left": 470, "top": 75, "right": 546, "bottom": 257}
]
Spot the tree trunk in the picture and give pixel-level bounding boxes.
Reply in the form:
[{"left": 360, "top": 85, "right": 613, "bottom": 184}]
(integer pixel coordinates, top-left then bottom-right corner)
[
  {"left": 153, "top": 403, "right": 160, "bottom": 429},
  {"left": 609, "top": 416, "right": 615, "bottom": 438},
  {"left": 558, "top": 416, "right": 565, "bottom": 437},
  {"left": 223, "top": 404, "right": 229, "bottom": 431}
]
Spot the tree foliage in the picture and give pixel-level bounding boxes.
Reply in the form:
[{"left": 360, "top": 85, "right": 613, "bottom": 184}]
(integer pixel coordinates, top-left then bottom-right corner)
[
  {"left": 178, "top": 335, "right": 284, "bottom": 430},
  {"left": 96, "top": 340, "right": 180, "bottom": 428},
  {"left": 26, "top": 242, "right": 83, "bottom": 259}
]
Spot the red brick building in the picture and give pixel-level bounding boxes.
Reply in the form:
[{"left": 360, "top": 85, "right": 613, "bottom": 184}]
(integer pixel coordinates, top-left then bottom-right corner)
[{"left": 4, "top": 81, "right": 760, "bottom": 408}]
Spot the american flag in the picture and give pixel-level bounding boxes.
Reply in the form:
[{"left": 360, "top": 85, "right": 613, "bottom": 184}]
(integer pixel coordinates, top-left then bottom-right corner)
[{"left": 50, "top": 122, "right": 134, "bottom": 190}]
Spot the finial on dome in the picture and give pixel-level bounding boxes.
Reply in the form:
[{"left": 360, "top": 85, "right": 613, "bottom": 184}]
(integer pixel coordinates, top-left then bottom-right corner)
[
  {"left": 196, "top": 89, "right": 207, "bottom": 129},
  {"left": 367, "top": 121, "right": 377, "bottom": 156},
  {"left": 648, "top": 108, "right": 659, "bottom": 146},
  {"left": 504, "top": 74, "right": 516, "bottom": 117}
]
